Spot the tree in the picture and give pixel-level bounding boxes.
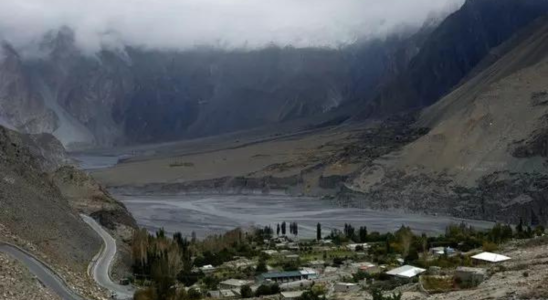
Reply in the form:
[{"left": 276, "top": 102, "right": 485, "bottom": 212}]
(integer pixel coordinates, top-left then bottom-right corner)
[
  {"left": 317, "top": 223, "right": 322, "bottom": 241},
  {"left": 359, "top": 226, "right": 368, "bottom": 243},
  {"left": 294, "top": 222, "right": 299, "bottom": 237},
  {"left": 281, "top": 222, "right": 287, "bottom": 235},
  {"left": 535, "top": 225, "right": 545, "bottom": 236},
  {"left": 344, "top": 223, "right": 355, "bottom": 240},
  {"left": 187, "top": 288, "right": 202, "bottom": 300},
  {"left": 256, "top": 259, "right": 268, "bottom": 274},
  {"left": 516, "top": 218, "right": 524, "bottom": 236},
  {"left": 255, "top": 284, "right": 280, "bottom": 297},
  {"left": 240, "top": 285, "right": 253, "bottom": 298},
  {"left": 277, "top": 224, "right": 280, "bottom": 236},
  {"left": 289, "top": 222, "right": 294, "bottom": 235}
]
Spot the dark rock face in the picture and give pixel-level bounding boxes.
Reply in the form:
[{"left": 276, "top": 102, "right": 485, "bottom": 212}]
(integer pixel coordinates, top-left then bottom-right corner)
[
  {"left": 0, "top": 22, "right": 433, "bottom": 149},
  {"left": 359, "top": 0, "right": 548, "bottom": 117}
]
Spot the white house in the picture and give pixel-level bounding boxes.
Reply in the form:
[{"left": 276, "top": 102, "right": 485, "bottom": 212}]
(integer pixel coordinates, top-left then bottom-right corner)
[
  {"left": 219, "top": 279, "right": 253, "bottom": 290},
  {"left": 386, "top": 265, "right": 426, "bottom": 278},
  {"left": 263, "top": 250, "right": 278, "bottom": 256},
  {"left": 200, "top": 265, "right": 216, "bottom": 274},
  {"left": 280, "top": 291, "right": 305, "bottom": 300},
  {"left": 346, "top": 243, "right": 370, "bottom": 251},
  {"left": 208, "top": 290, "right": 237, "bottom": 299},
  {"left": 334, "top": 282, "right": 360, "bottom": 293},
  {"left": 471, "top": 252, "right": 511, "bottom": 263}
]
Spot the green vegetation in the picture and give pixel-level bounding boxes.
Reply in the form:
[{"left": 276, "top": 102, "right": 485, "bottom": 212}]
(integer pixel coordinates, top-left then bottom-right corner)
[
  {"left": 129, "top": 217, "right": 546, "bottom": 299},
  {"left": 240, "top": 285, "right": 253, "bottom": 298},
  {"left": 371, "top": 289, "right": 402, "bottom": 300},
  {"left": 255, "top": 283, "right": 280, "bottom": 297}
]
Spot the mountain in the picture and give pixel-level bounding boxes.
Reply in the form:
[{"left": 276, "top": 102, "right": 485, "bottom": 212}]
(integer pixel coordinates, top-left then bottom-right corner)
[
  {"left": 346, "top": 15, "right": 548, "bottom": 225},
  {"left": 0, "top": 125, "right": 102, "bottom": 282},
  {"left": 356, "top": 0, "right": 548, "bottom": 118},
  {"left": 0, "top": 124, "right": 138, "bottom": 293},
  {"left": 0, "top": 21, "right": 437, "bottom": 149}
]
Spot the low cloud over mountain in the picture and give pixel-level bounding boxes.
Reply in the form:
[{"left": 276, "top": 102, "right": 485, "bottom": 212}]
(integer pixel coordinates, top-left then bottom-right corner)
[{"left": 0, "top": 0, "right": 462, "bottom": 54}]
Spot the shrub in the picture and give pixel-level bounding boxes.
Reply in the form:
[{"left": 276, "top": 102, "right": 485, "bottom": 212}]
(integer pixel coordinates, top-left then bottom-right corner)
[
  {"left": 240, "top": 285, "right": 253, "bottom": 298},
  {"left": 482, "top": 241, "right": 498, "bottom": 252},
  {"left": 371, "top": 289, "right": 402, "bottom": 300}
]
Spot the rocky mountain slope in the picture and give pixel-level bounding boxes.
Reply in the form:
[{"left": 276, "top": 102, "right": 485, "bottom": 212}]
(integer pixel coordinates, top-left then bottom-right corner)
[
  {"left": 0, "top": 125, "right": 102, "bottom": 293},
  {"left": 0, "top": 124, "right": 138, "bottom": 295},
  {"left": 356, "top": 0, "right": 548, "bottom": 118},
  {"left": 346, "top": 15, "right": 548, "bottom": 225},
  {"left": 0, "top": 17, "right": 438, "bottom": 149},
  {"left": 93, "top": 9, "right": 548, "bottom": 227}
]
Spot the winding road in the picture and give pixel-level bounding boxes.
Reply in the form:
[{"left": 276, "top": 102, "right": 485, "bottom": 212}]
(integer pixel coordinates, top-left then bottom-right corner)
[
  {"left": 0, "top": 215, "right": 134, "bottom": 300},
  {"left": 0, "top": 243, "right": 85, "bottom": 300},
  {"left": 81, "top": 214, "right": 134, "bottom": 300}
]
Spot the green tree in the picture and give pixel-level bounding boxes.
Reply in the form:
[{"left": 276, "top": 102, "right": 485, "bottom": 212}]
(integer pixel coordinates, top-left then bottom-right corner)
[
  {"left": 359, "top": 226, "right": 368, "bottom": 243},
  {"left": 317, "top": 223, "right": 322, "bottom": 241},
  {"left": 240, "top": 285, "right": 253, "bottom": 298},
  {"left": 516, "top": 218, "right": 524, "bottom": 236},
  {"left": 256, "top": 259, "right": 268, "bottom": 274}
]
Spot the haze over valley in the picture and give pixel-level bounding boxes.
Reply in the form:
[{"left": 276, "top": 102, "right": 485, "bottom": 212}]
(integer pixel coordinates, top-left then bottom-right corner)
[{"left": 3, "top": 0, "right": 548, "bottom": 299}]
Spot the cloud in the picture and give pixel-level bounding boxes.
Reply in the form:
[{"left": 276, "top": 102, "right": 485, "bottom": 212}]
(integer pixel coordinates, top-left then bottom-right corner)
[{"left": 0, "top": 0, "right": 464, "bottom": 53}]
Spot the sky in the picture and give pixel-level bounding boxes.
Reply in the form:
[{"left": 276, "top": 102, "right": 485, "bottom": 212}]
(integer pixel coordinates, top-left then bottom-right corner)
[{"left": 0, "top": 0, "right": 465, "bottom": 53}]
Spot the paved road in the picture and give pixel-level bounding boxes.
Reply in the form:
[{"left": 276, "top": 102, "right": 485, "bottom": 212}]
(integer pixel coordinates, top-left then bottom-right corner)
[
  {"left": 81, "top": 215, "right": 134, "bottom": 300},
  {"left": 0, "top": 243, "right": 85, "bottom": 300}
]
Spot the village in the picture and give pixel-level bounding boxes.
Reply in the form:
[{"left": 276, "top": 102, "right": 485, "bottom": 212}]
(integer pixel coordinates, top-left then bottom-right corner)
[{"left": 131, "top": 221, "right": 548, "bottom": 300}]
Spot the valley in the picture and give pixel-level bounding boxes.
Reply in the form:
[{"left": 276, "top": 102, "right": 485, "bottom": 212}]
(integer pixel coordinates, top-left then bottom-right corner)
[
  {"left": 118, "top": 194, "right": 494, "bottom": 239},
  {"left": 3, "top": 0, "right": 548, "bottom": 299}
]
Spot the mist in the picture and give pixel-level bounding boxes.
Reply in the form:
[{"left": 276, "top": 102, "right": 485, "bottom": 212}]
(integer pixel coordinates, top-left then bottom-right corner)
[{"left": 0, "top": 0, "right": 464, "bottom": 54}]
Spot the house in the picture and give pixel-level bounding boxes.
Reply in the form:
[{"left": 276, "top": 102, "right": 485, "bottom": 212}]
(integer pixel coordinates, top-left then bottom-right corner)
[
  {"left": 208, "top": 289, "right": 237, "bottom": 299},
  {"left": 334, "top": 282, "right": 360, "bottom": 293},
  {"left": 279, "top": 279, "right": 314, "bottom": 291},
  {"left": 200, "top": 265, "right": 216, "bottom": 274},
  {"left": 223, "top": 258, "right": 255, "bottom": 269},
  {"left": 276, "top": 242, "right": 288, "bottom": 249},
  {"left": 307, "top": 260, "right": 326, "bottom": 269},
  {"left": 429, "top": 247, "right": 456, "bottom": 256},
  {"left": 455, "top": 267, "right": 487, "bottom": 285},
  {"left": 471, "top": 252, "right": 511, "bottom": 263},
  {"left": 346, "top": 243, "right": 370, "bottom": 251},
  {"left": 287, "top": 243, "right": 300, "bottom": 251},
  {"left": 300, "top": 268, "right": 319, "bottom": 279},
  {"left": 351, "top": 262, "right": 380, "bottom": 275},
  {"left": 263, "top": 250, "right": 278, "bottom": 256},
  {"left": 386, "top": 265, "right": 426, "bottom": 279},
  {"left": 219, "top": 279, "right": 253, "bottom": 290},
  {"left": 257, "top": 269, "right": 319, "bottom": 283},
  {"left": 280, "top": 291, "right": 305, "bottom": 300},
  {"left": 285, "top": 254, "right": 300, "bottom": 261},
  {"left": 429, "top": 247, "right": 445, "bottom": 256}
]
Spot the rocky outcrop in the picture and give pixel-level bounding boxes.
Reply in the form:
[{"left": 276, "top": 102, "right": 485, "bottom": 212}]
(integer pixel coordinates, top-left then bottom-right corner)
[
  {"left": 0, "top": 125, "right": 102, "bottom": 272},
  {"left": 51, "top": 166, "right": 137, "bottom": 236},
  {"left": 346, "top": 15, "right": 548, "bottom": 226}
]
